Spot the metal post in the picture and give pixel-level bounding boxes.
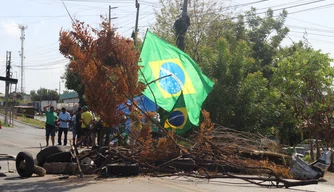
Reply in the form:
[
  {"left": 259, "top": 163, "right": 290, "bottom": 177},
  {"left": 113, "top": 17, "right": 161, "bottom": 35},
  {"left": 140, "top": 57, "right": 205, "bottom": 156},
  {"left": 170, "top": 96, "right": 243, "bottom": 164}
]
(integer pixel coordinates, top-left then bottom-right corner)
[
  {"left": 174, "top": 0, "right": 190, "bottom": 51},
  {"left": 109, "top": 5, "right": 111, "bottom": 29},
  {"left": 4, "top": 51, "right": 11, "bottom": 125},
  {"left": 108, "top": 5, "right": 118, "bottom": 30},
  {"left": 134, "top": 0, "right": 140, "bottom": 46},
  {"left": 182, "top": 0, "right": 189, "bottom": 17}
]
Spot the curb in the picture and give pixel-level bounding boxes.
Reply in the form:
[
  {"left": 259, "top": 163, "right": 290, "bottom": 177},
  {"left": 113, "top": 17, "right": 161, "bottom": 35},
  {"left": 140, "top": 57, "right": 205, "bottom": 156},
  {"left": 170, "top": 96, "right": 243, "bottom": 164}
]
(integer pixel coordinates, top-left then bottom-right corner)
[
  {"left": 0, "top": 114, "right": 43, "bottom": 129},
  {"left": 13, "top": 118, "right": 43, "bottom": 129}
]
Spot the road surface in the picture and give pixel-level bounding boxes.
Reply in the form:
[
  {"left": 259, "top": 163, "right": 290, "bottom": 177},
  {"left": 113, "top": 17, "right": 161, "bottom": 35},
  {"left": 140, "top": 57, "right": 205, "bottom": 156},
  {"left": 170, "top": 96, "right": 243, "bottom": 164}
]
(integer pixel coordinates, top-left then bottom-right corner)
[{"left": 1, "top": 117, "right": 334, "bottom": 191}]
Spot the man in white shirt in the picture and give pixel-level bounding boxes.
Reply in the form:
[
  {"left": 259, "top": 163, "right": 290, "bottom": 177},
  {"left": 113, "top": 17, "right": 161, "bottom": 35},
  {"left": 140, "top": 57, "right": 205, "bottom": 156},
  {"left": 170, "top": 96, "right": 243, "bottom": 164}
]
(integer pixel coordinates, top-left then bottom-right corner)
[{"left": 58, "top": 107, "right": 71, "bottom": 146}]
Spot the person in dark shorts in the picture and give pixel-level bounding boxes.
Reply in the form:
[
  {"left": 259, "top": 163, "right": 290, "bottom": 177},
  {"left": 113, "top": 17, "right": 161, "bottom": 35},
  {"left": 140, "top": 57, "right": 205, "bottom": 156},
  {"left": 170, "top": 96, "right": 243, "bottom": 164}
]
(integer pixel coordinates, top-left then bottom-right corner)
[
  {"left": 43, "top": 104, "right": 58, "bottom": 146},
  {"left": 74, "top": 107, "right": 82, "bottom": 146}
]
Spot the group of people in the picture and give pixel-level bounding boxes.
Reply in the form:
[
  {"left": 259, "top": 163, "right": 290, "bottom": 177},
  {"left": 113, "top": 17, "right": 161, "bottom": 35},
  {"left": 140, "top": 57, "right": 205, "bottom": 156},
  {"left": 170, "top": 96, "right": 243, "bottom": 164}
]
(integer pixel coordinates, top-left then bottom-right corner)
[{"left": 43, "top": 104, "right": 126, "bottom": 148}]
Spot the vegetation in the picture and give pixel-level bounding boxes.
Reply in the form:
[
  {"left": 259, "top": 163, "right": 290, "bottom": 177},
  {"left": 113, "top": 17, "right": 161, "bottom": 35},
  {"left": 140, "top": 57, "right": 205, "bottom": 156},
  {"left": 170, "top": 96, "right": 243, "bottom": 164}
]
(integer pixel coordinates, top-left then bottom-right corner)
[
  {"left": 59, "top": 1, "right": 334, "bottom": 161},
  {"left": 152, "top": 2, "right": 334, "bottom": 159},
  {"left": 0, "top": 120, "right": 11, "bottom": 127},
  {"left": 59, "top": 18, "right": 145, "bottom": 126},
  {"left": 62, "top": 70, "right": 86, "bottom": 106},
  {"left": 16, "top": 116, "right": 45, "bottom": 128},
  {"left": 0, "top": 110, "right": 44, "bottom": 128},
  {"left": 30, "top": 88, "right": 59, "bottom": 102}
]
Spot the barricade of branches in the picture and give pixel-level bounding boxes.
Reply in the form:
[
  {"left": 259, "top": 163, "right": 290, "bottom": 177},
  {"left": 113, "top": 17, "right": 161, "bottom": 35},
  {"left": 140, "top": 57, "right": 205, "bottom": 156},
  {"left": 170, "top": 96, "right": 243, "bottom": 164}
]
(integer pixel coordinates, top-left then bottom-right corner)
[
  {"left": 59, "top": 18, "right": 315, "bottom": 188},
  {"left": 73, "top": 109, "right": 316, "bottom": 189}
]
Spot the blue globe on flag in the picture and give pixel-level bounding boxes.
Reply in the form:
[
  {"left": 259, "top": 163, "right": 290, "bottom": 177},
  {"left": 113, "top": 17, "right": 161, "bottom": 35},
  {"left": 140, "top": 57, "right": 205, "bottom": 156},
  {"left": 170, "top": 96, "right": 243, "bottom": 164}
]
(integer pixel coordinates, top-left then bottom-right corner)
[
  {"left": 158, "top": 62, "right": 185, "bottom": 94},
  {"left": 167, "top": 110, "right": 185, "bottom": 127}
]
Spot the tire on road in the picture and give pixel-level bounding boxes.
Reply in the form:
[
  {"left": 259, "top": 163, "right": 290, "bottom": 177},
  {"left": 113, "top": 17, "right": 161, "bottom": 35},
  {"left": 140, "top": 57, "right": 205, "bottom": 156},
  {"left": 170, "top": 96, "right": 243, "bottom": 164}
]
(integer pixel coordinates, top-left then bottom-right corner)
[
  {"left": 46, "top": 151, "right": 73, "bottom": 163},
  {"left": 16, "top": 151, "right": 35, "bottom": 177},
  {"left": 37, "top": 146, "right": 66, "bottom": 167}
]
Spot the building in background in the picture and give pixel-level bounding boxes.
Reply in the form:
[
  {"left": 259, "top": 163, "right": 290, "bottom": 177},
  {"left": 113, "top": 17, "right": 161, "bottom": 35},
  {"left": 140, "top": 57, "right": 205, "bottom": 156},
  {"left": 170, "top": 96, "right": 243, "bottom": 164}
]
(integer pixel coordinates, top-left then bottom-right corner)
[{"left": 59, "top": 92, "right": 79, "bottom": 103}]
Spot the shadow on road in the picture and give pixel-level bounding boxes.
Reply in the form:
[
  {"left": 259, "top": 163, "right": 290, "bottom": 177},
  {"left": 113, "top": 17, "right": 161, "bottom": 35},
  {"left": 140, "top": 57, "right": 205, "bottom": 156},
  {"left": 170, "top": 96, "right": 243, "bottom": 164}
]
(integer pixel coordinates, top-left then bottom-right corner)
[{"left": 1, "top": 175, "right": 94, "bottom": 192}]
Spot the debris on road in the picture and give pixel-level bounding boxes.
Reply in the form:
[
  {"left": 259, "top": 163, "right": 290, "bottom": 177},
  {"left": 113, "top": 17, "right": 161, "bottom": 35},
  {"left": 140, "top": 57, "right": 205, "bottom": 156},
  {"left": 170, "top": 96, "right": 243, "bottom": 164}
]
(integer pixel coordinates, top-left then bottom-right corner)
[
  {"left": 15, "top": 151, "right": 46, "bottom": 177},
  {"left": 13, "top": 111, "right": 329, "bottom": 189},
  {"left": 290, "top": 149, "right": 332, "bottom": 180}
]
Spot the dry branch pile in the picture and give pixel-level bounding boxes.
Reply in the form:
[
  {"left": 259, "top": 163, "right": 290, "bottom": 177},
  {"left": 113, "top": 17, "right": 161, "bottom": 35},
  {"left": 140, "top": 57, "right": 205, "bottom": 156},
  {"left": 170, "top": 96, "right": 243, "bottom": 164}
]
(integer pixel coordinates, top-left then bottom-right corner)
[
  {"left": 76, "top": 110, "right": 292, "bottom": 181},
  {"left": 67, "top": 110, "right": 321, "bottom": 188}
]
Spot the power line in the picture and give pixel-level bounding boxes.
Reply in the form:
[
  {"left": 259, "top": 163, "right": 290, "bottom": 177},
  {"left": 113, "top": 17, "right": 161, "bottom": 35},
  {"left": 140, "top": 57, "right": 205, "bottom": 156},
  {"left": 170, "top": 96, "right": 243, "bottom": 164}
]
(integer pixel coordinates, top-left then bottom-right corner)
[
  {"left": 256, "top": 0, "right": 326, "bottom": 14},
  {"left": 289, "top": 3, "right": 334, "bottom": 14},
  {"left": 289, "top": 34, "right": 334, "bottom": 45},
  {"left": 256, "top": 0, "right": 314, "bottom": 10},
  {"left": 288, "top": 16, "right": 334, "bottom": 31},
  {"left": 287, "top": 25, "right": 334, "bottom": 34},
  {"left": 290, "top": 31, "right": 334, "bottom": 38},
  {"left": 61, "top": 0, "right": 75, "bottom": 23}
]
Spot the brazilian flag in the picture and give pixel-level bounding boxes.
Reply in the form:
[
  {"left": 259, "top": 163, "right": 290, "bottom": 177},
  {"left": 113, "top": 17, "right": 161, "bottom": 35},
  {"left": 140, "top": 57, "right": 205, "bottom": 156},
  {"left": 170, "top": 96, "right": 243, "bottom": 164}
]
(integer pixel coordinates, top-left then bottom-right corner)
[
  {"left": 163, "top": 92, "right": 192, "bottom": 134},
  {"left": 139, "top": 31, "right": 214, "bottom": 126}
]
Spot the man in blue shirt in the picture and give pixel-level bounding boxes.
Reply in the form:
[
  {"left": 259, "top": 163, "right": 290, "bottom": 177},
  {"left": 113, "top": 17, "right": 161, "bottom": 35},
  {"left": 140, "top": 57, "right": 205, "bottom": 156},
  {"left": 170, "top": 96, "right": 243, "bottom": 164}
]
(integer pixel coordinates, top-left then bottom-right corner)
[{"left": 58, "top": 107, "right": 71, "bottom": 146}]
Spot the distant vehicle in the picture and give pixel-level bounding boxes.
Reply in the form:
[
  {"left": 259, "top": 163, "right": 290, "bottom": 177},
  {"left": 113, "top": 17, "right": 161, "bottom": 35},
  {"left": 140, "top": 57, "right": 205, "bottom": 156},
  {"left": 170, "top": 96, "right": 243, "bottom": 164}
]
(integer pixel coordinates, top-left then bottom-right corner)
[{"left": 297, "top": 139, "right": 323, "bottom": 151}]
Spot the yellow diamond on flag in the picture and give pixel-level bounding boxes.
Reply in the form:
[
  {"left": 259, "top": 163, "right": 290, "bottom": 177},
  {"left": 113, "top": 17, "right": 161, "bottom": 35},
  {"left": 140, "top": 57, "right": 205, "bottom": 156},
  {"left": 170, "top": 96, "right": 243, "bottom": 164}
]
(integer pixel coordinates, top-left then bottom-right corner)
[{"left": 148, "top": 58, "right": 196, "bottom": 98}]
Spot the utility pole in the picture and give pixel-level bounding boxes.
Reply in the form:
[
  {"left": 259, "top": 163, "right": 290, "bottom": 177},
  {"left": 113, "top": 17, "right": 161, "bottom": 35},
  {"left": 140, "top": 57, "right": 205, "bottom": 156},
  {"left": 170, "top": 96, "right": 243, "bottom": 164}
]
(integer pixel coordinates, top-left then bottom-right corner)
[
  {"left": 174, "top": 0, "right": 190, "bottom": 51},
  {"left": 108, "top": 5, "right": 118, "bottom": 30},
  {"left": 39, "top": 86, "right": 42, "bottom": 113},
  {"left": 4, "top": 51, "right": 11, "bottom": 125},
  {"left": 133, "top": 0, "right": 140, "bottom": 46},
  {"left": 18, "top": 25, "right": 27, "bottom": 93}
]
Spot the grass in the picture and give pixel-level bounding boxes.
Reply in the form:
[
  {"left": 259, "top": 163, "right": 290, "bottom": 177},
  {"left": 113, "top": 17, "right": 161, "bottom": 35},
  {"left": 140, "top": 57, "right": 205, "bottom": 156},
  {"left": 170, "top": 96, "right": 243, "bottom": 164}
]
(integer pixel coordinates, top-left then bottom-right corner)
[
  {"left": 0, "top": 120, "right": 11, "bottom": 127},
  {"left": 16, "top": 116, "right": 45, "bottom": 128},
  {"left": 0, "top": 108, "right": 45, "bottom": 128}
]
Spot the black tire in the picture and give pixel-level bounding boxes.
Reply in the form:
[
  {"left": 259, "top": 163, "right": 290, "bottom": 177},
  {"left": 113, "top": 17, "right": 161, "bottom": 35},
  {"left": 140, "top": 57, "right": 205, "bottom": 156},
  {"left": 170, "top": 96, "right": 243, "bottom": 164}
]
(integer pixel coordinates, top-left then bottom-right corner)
[
  {"left": 37, "top": 146, "right": 66, "bottom": 167},
  {"left": 46, "top": 152, "right": 73, "bottom": 163},
  {"left": 16, "top": 151, "right": 34, "bottom": 178}
]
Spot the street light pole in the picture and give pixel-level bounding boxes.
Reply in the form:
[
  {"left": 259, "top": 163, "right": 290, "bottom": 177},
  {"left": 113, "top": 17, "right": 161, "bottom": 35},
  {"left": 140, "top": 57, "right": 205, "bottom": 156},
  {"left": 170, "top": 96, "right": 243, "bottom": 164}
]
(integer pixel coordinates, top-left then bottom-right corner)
[{"left": 133, "top": 0, "right": 140, "bottom": 46}]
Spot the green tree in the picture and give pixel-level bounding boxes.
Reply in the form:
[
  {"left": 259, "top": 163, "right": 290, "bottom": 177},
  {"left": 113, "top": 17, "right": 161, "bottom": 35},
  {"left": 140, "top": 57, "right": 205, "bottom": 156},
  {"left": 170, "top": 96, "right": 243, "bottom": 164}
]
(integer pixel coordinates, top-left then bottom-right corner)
[
  {"left": 203, "top": 37, "right": 281, "bottom": 133},
  {"left": 62, "top": 68, "right": 86, "bottom": 106},
  {"left": 245, "top": 8, "right": 289, "bottom": 79},
  {"left": 273, "top": 42, "right": 334, "bottom": 159},
  {"left": 30, "top": 88, "right": 59, "bottom": 101},
  {"left": 153, "top": 0, "right": 233, "bottom": 62}
]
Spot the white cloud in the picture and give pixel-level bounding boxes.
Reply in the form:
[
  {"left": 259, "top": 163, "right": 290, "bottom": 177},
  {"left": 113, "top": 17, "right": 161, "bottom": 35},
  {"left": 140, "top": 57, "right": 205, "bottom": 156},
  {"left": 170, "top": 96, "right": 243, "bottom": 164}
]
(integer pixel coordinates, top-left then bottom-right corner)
[{"left": 2, "top": 21, "right": 20, "bottom": 37}]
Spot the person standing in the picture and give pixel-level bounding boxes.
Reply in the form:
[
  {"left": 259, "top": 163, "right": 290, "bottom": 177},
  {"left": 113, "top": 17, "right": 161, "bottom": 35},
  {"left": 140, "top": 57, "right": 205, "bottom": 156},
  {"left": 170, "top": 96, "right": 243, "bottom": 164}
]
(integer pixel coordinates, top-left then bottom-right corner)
[
  {"left": 43, "top": 104, "right": 58, "bottom": 147},
  {"left": 58, "top": 107, "right": 71, "bottom": 146},
  {"left": 74, "top": 107, "right": 82, "bottom": 146},
  {"left": 99, "top": 119, "right": 112, "bottom": 147},
  {"left": 81, "top": 106, "right": 93, "bottom": 148}
]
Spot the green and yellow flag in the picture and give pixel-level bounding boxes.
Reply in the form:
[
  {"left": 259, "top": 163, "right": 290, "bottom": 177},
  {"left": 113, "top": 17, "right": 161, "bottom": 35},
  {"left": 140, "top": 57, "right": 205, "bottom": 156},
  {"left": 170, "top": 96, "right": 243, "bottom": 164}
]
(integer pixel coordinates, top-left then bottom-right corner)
[
  {"left": 139, "top": 31, "right": 214, "bottom": 126},
  {"left": 163, "top": 92, "right": 192, "bottom": 134}
]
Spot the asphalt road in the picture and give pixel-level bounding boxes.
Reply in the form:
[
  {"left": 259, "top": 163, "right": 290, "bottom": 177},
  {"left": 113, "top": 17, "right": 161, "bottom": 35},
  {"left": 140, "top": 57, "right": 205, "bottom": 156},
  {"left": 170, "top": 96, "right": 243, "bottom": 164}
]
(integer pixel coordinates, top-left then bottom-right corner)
[{"left": 1, "top": 117, "right": 334, "bottom": 191}]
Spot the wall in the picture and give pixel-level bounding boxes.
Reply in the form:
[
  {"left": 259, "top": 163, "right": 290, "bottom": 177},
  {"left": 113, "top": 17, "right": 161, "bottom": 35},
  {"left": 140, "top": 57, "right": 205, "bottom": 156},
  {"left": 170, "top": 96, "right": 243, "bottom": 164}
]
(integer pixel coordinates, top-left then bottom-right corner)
[{"left": 63, "top": 98, "right": 79, "bottom": 103}]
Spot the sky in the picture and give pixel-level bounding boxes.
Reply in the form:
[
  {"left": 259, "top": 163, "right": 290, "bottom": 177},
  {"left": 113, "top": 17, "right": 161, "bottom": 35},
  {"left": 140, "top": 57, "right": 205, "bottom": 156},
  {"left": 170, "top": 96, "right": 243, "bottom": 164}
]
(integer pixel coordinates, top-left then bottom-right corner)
[{"left": 0, "top": 0, "right": 334, "bottom": 95}]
